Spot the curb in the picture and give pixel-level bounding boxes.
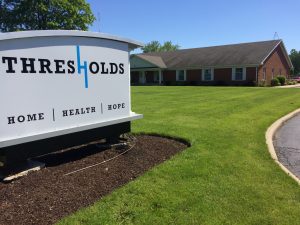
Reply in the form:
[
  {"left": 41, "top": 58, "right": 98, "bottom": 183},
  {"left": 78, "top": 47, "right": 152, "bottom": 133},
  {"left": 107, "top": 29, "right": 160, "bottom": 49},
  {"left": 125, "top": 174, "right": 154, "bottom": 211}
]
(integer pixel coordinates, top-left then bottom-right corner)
[{"left": 266, "top": 108, "right": 300, "bottom": 185}]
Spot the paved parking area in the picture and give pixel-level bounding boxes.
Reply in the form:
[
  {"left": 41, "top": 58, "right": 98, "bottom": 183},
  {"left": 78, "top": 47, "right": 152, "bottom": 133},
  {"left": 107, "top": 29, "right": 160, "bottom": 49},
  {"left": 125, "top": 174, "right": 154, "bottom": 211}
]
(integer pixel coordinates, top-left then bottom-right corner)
[{"left": 273, "top": 113, "right": 300, "bottom": 179}]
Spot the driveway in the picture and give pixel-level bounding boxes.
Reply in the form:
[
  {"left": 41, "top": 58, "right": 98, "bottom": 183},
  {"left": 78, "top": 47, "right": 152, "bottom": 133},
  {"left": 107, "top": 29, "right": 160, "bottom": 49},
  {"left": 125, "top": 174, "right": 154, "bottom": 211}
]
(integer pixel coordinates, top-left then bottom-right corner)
[{"left": 273, "top": 113, "right": 300, "bottom": 179}]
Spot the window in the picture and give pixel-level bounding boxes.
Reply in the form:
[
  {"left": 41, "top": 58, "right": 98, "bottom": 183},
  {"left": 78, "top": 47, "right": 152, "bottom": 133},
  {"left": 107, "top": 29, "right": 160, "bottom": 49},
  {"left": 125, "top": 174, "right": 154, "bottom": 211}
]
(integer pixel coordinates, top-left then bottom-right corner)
[
  {"left": 176, "top": 70, "right": 186, "bottom": 81},
  {"left": 263, "top": 68, "right": 266, "bottom": 80},
  {"left": 233, "top": 67, "right": 245, "bottom": 80},
  {"left": 232, "top": 67, "right": 246, "bottom": 81},
  {"left": 202, "top": 68, "right": 214, "bottom": 81},
  {"left": 272, "top": 68, "right": 274, "bottom": 79}
]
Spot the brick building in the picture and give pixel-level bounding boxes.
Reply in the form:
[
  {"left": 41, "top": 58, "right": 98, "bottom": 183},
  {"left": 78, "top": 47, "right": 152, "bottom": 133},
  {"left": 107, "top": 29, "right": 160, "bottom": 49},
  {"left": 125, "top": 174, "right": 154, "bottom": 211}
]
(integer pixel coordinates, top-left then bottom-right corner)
[{"left": 130, "top": 40, "right": 293, "bottom": 86}]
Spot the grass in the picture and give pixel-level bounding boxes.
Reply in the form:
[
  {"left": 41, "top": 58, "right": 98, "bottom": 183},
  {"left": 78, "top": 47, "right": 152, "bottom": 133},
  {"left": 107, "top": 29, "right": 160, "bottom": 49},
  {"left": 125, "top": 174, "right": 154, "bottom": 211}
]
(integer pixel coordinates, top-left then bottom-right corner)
[{"left": 58, "top": 86, "right": 300, "bottom": 225}]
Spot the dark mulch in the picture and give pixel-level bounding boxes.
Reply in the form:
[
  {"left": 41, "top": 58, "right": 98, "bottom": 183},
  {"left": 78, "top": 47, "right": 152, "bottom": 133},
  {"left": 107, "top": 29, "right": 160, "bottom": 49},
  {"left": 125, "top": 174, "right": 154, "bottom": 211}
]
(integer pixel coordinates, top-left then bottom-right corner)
[{"left": 0, "top": 134, "right": 188, "bottom": 225}]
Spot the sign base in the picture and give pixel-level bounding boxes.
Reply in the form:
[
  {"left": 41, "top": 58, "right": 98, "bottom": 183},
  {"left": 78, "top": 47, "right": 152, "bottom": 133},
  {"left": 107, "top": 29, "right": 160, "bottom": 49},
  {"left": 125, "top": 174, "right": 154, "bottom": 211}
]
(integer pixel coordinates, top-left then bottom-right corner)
[
  {"left": 0, "top": 160, "right": 45, "bottom": 182},
  {"left": 0, "top": 121, "right": 131, "bottom": 168}
]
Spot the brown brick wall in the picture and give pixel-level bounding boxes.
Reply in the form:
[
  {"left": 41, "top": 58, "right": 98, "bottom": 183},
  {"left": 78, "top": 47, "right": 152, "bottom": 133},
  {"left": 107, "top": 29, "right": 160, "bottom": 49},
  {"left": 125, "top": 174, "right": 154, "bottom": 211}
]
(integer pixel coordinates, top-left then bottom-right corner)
[
  {"left": 161, "top": 68, "right": 257, "bottom": 85},
  {"left": 163, "top": 70, "right": 176, "bottom": 81},
  {"left": 258, "top": 44, "right": 290, "bottom": 85},
  {"left": 246, "top": 67, "right": 257, "bottom": 81},
  {"left": 186, "top": 69, "right": 201, "bottom": 81},
  {"left": 214, "top": 68, "right": 232, "bottom": 82},
  {"left": 131, "top": 66, "right": 274, "bottom": 86}
]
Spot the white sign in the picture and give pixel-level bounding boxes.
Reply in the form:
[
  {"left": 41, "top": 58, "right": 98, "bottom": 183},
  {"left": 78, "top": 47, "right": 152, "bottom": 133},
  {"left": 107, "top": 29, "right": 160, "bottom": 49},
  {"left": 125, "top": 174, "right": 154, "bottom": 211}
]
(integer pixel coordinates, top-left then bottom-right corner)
[{"left": 0, "top": 31, "right": 143, "bottom": 148}]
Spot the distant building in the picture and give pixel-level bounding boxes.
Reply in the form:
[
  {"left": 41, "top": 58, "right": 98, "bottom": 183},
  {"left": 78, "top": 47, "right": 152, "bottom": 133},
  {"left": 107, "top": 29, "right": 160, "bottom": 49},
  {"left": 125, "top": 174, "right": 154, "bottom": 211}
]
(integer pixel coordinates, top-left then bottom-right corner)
[{"left": 130, "top": 40, "right": 293, "bottom": 86}]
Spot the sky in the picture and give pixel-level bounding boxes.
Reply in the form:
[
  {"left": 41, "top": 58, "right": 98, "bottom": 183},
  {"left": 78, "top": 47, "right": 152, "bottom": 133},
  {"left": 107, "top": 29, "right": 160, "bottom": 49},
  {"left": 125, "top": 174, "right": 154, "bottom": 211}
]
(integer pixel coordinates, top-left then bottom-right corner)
[{"left": 86, "top": 0, "right": 299, "bottom": 53}]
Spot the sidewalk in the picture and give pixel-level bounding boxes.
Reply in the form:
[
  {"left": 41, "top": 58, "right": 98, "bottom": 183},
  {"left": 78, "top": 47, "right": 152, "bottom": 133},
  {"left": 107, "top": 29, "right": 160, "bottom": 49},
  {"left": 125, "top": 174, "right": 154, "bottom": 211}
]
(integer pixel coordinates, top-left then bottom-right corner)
[
  {"left": 274, "top": 83, "right": 300, "bottom": 88},
  {"left": 273, "top": 113, "right": 300, "bottom": 179}
]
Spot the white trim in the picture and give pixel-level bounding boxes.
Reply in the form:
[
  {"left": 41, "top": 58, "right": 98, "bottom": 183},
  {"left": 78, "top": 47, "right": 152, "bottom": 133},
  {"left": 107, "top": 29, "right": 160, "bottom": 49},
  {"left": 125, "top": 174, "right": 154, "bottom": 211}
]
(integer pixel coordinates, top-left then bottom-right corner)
[
  {"left": 159, "top": 70, "right": 162, "bottom": 84},
  {"left": 139, "top": 71, "right": 146, "bottom": 84},
  {"left": 132, "top": 68, "right": 164, "bottom": 72},
  {"left": 153, "top": 71, "right": 160, "bottom": 82},
  {"left": 243, "top": 67, "right": 246, "bottom": 80},
  {"left": 201, "top": 68, "right": 214, "bottom": 81},
  {"left": 165, "top": 64, "right": 259, "bottom": 70},
  {"left": 0, "top": 30, "right": 144, "bottom": 50},
  {"left": 176, "top": 69, "right": 186, "bottom": 81},
  {"left": 279, "top": 41, "right": 294, "bottom": 69},
  {"left": 261, "top": 41, "right": 282, "bottom": 65},
  {"left": 260, "top": 40, "right": 293, "bottom": 70},
  {"left": 131, "top": 65, "right": 259, "bottom": 72},
  {"left": 232, "top": 67, "right": 247, "bottom": 81},
  {"left": 262, "top": 67, "right": 266, "bottom": 80}
]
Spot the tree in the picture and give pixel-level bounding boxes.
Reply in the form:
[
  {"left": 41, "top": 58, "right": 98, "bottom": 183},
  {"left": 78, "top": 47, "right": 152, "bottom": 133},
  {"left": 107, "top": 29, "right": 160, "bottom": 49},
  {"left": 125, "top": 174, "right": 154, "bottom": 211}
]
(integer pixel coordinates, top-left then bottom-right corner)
[
  {"left": 141, "top": 41, "right": 161, "bottom": 53},
  {"left": 160, "top": 41, "right": 180, "bottom": 52},
  {"left": 0, "top": 0, "right": 95, "bottom": 32},
  {"left": 290, "top": 49, "right": 300, "bottom": 75},
  {"left": 142, "top": 40, "right": 180, "bottom": 53}
]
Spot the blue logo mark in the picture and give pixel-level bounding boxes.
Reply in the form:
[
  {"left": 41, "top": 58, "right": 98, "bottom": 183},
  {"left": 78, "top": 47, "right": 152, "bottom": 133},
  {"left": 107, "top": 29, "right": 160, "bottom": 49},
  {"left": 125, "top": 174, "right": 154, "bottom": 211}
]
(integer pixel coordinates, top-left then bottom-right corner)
[{"left": 76, "top": 45, "right": 89, "bottom": 88}]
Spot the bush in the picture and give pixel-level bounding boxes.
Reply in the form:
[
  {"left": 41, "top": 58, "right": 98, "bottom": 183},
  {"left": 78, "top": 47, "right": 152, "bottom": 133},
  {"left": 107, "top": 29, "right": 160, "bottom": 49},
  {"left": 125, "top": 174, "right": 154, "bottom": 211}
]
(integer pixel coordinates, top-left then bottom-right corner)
[
  {"left": 271, "top": 78, "right": 280, "bottom": 86},
  {"left": 276, "top": 76, "right": 286, "bottom": 85},
  {"left": 287, "top": 80, "right": 297, "bottom": 85}
]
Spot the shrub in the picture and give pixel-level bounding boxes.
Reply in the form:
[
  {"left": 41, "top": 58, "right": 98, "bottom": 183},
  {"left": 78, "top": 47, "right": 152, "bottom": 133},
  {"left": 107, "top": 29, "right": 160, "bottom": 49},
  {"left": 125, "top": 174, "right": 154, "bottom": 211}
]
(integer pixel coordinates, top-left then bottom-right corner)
[
  {"left": 276, "top": 76, "right": 286, "bottom": 85},
  {"left": 271, "top": 78, "right": 280, "bottom": 86}
]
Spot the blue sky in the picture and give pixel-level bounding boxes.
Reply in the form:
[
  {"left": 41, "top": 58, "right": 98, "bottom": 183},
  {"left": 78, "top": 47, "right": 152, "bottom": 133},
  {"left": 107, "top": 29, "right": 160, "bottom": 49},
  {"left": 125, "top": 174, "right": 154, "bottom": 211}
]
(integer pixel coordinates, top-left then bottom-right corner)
[{"left": 87, "top": 0, "right": 299, "bottom": 53}]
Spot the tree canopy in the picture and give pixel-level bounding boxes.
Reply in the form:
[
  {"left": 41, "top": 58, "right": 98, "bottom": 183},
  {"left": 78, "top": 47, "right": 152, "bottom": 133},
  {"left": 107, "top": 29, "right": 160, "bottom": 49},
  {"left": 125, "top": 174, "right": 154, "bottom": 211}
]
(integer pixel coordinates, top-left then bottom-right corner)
[
  {"left": 0, "top": 0, "right": 95, "bottom": 32},
  {"left": 290, "top": 49, "right": 300, "bottom": 75},
  {"left": 142, "top": 40, "right": 180, "bottom": 53}
]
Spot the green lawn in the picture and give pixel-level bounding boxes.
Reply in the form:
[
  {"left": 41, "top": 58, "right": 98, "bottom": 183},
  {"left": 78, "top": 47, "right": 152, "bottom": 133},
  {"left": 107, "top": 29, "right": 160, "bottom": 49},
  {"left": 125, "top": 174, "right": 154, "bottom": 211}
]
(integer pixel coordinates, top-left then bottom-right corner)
[{"left": 58, "top": 86, "right": 300, "bottom": 225}]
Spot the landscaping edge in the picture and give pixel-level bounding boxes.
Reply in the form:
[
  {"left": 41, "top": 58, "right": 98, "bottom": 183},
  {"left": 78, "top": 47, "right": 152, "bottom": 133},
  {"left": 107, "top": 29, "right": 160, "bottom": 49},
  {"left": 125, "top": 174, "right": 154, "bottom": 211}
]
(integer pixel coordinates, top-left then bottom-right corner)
[{"left": 265, "top": 108, "right": 300, "bottom": 185}]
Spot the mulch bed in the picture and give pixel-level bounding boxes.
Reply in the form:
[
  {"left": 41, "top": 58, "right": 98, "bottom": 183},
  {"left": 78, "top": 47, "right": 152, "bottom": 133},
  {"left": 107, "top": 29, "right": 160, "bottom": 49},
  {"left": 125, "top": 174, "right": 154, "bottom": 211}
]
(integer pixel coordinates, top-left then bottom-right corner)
[{"left": 0, "top": 134, "right": 188, "bottom": 225}]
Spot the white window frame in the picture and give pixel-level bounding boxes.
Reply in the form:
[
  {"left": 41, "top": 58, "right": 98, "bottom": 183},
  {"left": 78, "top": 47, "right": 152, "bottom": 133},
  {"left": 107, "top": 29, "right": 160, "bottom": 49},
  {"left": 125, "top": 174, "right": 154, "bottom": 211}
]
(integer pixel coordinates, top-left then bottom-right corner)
[
  {"left": 262, "top": 67, "right": 266, "bottom": 80},
  {"left": 232, "top": 67, "right": 246, "bottom": 81},
  {"left": 176, "top": 70, "right": 186, "bottom": 81},
  {"left": 201, "top": 68, "right": 214, "bottom": 81}
]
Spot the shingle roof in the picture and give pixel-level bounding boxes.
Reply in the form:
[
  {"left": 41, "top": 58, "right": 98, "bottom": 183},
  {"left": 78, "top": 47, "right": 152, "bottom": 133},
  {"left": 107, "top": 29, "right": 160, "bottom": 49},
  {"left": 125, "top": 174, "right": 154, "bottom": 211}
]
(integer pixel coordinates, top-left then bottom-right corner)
[
  {"left": 132, "top": 40, "right": 288, "bottom": 69},
  {"left": 136, "top": 55, "right": 167, "bottom": 68}
]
